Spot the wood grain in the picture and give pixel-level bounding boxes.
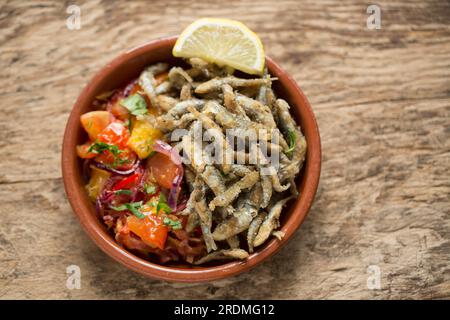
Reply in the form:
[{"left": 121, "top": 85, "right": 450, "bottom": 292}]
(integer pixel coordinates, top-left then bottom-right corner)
[{"left": 0, "top": 0, "right": 449, "bottom": 299}]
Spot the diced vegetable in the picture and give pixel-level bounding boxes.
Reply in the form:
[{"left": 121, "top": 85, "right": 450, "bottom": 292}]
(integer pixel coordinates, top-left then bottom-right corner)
[
  {"left": 127, "top": 214, "right": 168, "bottom": 249},
  {"left": 88, "top": 141, "right": 123, "bottom": 157},
  {"left": 80, "top": 111, "right": 111, "bottom": 141},
  {"left": 110, "top": 102, "right": 130, "bottom": 121},
  {"left": 85, "top": 166, "right": 111, "bottom": 201},
  {"left": 94, "top": 148, "right": 136, "bottom": 170},
  {"left": 152, "top": 140, "right": 184, "bottom": 209},
  {"left": 93, "top": 121, "right": 137, "bottom": 169},
  {"left": 98, "top": 121, "right": 130, "bottom": 148},
  {"left": 107, "top": 81, "right": 140, "bottom": 120},
  {"left": 127, "top": 120, "right": 163, "bottom": 159},
  {"left": 76, "top": 142, "right": 96, "bottom": 159},
  {"left": 146, "top": 152, "right": 181, "bottom": 189},
  {"left": 112, "top": 172, "right": 141, "bottom": 191}
]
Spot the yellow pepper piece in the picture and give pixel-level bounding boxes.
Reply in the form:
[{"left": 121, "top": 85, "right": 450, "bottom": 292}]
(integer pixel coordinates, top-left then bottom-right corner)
[
  {"left": 85, "top": 166, "right": 111, "bottom": 201},
  {"left": 127, "top": 120, "right": 163, "bottom": 159}
]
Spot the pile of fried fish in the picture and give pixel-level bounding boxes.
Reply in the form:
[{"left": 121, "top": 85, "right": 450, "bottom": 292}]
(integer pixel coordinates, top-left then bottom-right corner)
[{"left": 141, "top": 59, "right": 307, "bottom": 264}]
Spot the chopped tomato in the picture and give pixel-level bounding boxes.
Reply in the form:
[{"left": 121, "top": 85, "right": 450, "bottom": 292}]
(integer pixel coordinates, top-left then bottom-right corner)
[
  {"left": 95, "top": 148, "right": 137, "bottom": 170},
  {"left": 94, "top": 121, "right": 137, "bottom": 169},
  {"left": 146, "top": 153, "right": 181, "bottom": 189},
  {"left": 116, "top": 223, "right": 152, "bottom": 254},
  {"left": 98, "top": 121, "right": 129, "bottom": 148},
  {"left": 127, "top": 214, "right": 168, "bottom": 250},
  {"left": 110, "top": 102, "right": 130, "bottom": 121},
  {"left": 80, "top": 111, "right": 111, "bottom": 141},
  {"left": 76, "top": 142, "right": 96, "bottom": 159}
]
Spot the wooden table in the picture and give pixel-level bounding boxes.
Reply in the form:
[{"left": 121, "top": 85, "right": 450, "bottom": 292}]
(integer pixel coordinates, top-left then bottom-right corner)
[{"left": 1, "top": 0, "right": 449, "bottom": 299}]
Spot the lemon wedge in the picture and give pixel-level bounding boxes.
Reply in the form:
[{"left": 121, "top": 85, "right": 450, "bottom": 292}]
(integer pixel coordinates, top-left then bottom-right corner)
[{"left": 173, "top": 18, "right": 265, "bottom": 75}]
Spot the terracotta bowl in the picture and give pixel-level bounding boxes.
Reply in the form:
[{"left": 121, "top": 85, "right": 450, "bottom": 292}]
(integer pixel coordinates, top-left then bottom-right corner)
[{"left": 62, "top": 36, "right": 321, "bottom": 282}]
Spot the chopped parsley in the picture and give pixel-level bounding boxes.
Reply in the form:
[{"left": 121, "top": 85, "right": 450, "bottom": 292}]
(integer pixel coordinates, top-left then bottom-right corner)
[
  {"left": 286, "top": 129, "right": 296, "bottom": 156},
  {"left": 88, "top": 141, "right": 123, "bottom": 157},
  {"left": 156, "top": 193, "right": 172, "bottom": 214},
  {"left": 115, "top": 156, "right": 131, "bottom": 166},
  {"left": 163, "top": 217, "right": 182, "bottom": 230},
  {"left": 114, "top": 189, "right": 132, "bottom": 196},
  {"left": 144, "top": 184, "right": 157, "bottom": 195},
  {"left": 88, "top": 141, "right": 129, "bottom": 168},
  {"left": 110, "top": 201, "right": 145, "bottom": 219},
  {"left": 120, "top": 94, "right": 148, "bottom": 116}
]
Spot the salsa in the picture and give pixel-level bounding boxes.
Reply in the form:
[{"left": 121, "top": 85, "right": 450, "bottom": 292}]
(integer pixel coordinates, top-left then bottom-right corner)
[{"left": 78, "top": 75, "right": 206, "bottom": 264}]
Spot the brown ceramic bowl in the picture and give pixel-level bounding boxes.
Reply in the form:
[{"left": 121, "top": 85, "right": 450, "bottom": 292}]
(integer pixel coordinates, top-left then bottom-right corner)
[{"left": 62, "top": 36, "right": 321, "bottom": 282}]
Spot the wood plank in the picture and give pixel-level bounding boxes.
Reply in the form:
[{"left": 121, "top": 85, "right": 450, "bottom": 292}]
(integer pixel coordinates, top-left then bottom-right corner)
[{"left": 0, "top": 0, "right": 449, "bottom": 299}]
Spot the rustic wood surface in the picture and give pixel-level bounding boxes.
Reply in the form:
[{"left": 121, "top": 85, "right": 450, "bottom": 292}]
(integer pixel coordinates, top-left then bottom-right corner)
[{"left": 0, "top": 0, "right": 449, "bottom": 299}]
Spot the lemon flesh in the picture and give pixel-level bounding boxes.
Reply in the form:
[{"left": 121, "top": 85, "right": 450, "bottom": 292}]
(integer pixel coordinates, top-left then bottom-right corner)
[{"left": 173, "top": 18, "right": 265, "bottom": 75}]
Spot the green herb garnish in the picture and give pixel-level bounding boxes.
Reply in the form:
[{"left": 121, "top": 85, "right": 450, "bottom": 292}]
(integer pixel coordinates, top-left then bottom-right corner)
[
  {"left": 88, "top": 141, "right": 127, "bottom": 168},
  {"left": 120, "top": 94, "right": 148, "bottom": 116},
  {"left": 116, "top": 157, "right": 132, "bottom": 166},
  {"left": 144, "top": 184, "right": 157, "bottom": 195},
  {"left": 88, "top": 141, "right": 123, "bottom": 157},
  {"left": 114, "top": 189, "right": 132, "bottom": 196},
  {"left": 163, "top": 217, "right": 182, "bottom": 230},
  {"left": 156, "top": 193, "right": 172, "bottom": 214},
  {"left": 286, "top": 129, "right": 296, "bottom": 156},
  {"left": 110, "top": 201, "right": 145, "bottom": 219}
]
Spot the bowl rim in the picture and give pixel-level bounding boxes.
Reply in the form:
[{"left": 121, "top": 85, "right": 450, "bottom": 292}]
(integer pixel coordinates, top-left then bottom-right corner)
[{"left": 62, "top": 36, "right": 321, "bottom": 282}]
